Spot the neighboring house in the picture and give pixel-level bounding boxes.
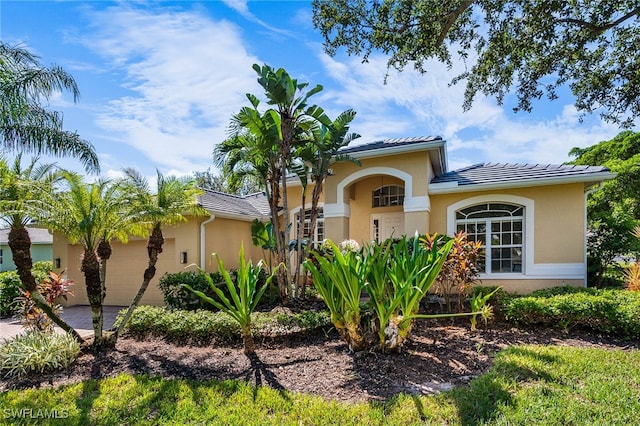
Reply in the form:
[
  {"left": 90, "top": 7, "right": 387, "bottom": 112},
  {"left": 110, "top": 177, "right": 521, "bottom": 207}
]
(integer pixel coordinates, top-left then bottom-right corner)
[
  {"left": 55, "top": 136, "right": 614, "bottom": 306},
  {"left": 0, "top": 227, "right": 53, "bottom": 272}
]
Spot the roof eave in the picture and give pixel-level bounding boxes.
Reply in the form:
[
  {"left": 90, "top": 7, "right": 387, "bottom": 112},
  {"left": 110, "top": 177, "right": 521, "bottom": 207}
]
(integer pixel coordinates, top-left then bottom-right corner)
[
  {"left": 345, "top": 139, "right": 446, "bottom": 161},
  {"left": 429, "top": 172, "right": 616, "bottom": 194},
  {"left": 203, "top": 209, "right": 268, "bottom": 222}
]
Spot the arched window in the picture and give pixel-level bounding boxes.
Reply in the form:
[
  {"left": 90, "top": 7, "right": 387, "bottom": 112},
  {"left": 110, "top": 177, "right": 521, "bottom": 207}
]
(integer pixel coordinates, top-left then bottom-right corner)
[
  {"left": 456, "top": 203, "right": 524, "bottom": 274},
  {"left": 372, "top": 185, "right": 404, "bottom": 207},
  {"left": 294, "top": 207, "right": 324, "bottom": 243}
]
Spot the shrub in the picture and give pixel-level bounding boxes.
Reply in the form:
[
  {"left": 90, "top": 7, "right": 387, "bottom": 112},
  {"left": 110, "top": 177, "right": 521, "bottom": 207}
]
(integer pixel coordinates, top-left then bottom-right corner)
[
  {"left": 0, "top": 271, "right": 22, "bottom": 317},
  {"left": 121, "top": 306, "right": 331, "bottom": 346},
  {"left": 423, "top": 232, "right": 482, "bottom": 313},
  {"left": 158, "top": 271, "right": 216, "bottom": 311},
  {"left": 16, "top": 270, "right": 74, "bottom": 331},
  {"left": 0, "top": 330, "right": 81, "bottom": 378},
  {"left": 158, "top": 268, "right": 274, "bottom": 311},
  {"left": 502, "top": 287, "right": 640, "bottom": 338},
  {"left": 122, "top": 306, "right": 241, "bottom": 345},
  {"left": 0, "top": 261, "right": 53, "bottom": 318}
]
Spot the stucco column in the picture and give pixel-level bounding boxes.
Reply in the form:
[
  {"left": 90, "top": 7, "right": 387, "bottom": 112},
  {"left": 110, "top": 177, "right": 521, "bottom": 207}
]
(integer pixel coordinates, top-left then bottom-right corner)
[
  {"left": 403, "top": 195, "right": 430, "bottom": 235},
  {"left": 404, "top": 210, "right": 430, "bottom": 235},
  {"left": 324, "top": 203, "right": 350, "bottom": 242}
]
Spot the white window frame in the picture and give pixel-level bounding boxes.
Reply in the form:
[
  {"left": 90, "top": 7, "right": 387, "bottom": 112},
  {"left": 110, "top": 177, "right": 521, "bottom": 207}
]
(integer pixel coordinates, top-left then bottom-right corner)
[
  {"left": 447, "top": 194, "right": 534, "bottom": 279},
  {"left": 290, "top": 205, "right": 325, "bottom": 244},
  {"left": 456, "top": 203, "right": 524, "bottom": 275},
  {"left": 372, "top": 185, "right": 405, "bottom": 207}
]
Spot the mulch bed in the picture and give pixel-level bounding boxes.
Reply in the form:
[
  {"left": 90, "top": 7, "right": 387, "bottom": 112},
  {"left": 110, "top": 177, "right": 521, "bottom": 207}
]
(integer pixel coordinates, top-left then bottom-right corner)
[{"left": 2, "top": 315, "right": 639, "bottom": 403}]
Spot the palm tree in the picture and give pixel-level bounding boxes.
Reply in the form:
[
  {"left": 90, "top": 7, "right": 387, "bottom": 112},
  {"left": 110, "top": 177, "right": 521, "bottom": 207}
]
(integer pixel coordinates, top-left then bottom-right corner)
[
  {"left": 108, "top": 168, "right": 207, "bottom": 343},
  {"left": 31, "top": 172, "right": 142, "bottom": 348},
  {"left": 307, "top": 110, "right": 361, "bottom": 245},
  {"left": 0, "top": 155, "right": 84, "bottom": 342},
  {"left": 0, "top": 42, "right": 99, "bottom": 174},
  {"left": 216, "top": 109, "right": 288, "bottom": 300},
  {"left": 219, "top": 64, "right": 331, "bottom": 304}
]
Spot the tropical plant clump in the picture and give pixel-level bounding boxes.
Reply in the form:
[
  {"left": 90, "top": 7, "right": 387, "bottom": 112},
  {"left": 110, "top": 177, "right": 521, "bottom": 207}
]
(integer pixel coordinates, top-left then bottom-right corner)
[
  {"left": 16, "top": 270, "right": 74, "bottom": 331},
  {"left": 0, "top": 330, "right": 81, "bottom": 378},
  {"left": 184, "top": 244, "right": 277, "bottom": 354},
  {"left": 305, "top": 235, "right": 491, "bottom": 352},
  {"left": 0, "top": 261, "right": 52, "bottom": 317},
  {"left": 423, "top": 232, "right": 483, "bottom": 312}
]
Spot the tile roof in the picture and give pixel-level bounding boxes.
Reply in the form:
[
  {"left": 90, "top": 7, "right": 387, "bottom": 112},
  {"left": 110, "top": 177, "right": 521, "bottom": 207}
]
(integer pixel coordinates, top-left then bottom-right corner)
[
  {"left": 339, "top": 136, "right": 443, "bottom": 155},
  {"left": 0, "top": 227, "right": 53, "bottom": 244},
  {"left": 198, "top": 190, "right": 269, "bottom": 219},
  {"left": 430, "top": 163, "right": 613, "bottom": 188}
]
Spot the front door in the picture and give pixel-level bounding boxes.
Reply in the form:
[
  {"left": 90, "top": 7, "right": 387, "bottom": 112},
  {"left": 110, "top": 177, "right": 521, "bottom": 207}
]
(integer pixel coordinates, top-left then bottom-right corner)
[{"left": 371, "top": 213, "right": 405, "bottom": 242}]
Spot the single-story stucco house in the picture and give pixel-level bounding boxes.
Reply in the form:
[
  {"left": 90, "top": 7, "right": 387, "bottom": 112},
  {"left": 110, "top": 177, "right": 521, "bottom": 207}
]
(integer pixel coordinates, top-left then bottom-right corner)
[
  {"left": 0, "top": 227, "right": 53, "bottom": 273},
  {"left": 53, "top": 136, "right": 614, "bottom": 306}
]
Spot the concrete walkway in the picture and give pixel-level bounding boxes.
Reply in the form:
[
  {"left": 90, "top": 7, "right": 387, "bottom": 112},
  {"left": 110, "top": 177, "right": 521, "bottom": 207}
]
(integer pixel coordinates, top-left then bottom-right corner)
[{"left": 0, "top": 305, "right": 125, "bottom": 341}]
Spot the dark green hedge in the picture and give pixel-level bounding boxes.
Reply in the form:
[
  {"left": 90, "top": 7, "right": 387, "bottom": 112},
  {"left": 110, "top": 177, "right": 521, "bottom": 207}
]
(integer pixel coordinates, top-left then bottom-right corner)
[
  {"left": 0, "top": 261, "right": 53, "bottom": 317},
  {"left": 157, "top": 269, "right": 277, "bottom": 311},
  {"left": 501, "top": 286, "right": 640, "bottom": 338},
  {"left": 121, "top": 306, "right": 331, "bottom": 346}
]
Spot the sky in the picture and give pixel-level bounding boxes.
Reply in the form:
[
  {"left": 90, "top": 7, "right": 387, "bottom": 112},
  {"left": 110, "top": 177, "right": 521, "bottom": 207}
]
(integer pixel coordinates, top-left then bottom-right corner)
[{"left": 0, "top": 0, "right": 629, "bottom": 180}]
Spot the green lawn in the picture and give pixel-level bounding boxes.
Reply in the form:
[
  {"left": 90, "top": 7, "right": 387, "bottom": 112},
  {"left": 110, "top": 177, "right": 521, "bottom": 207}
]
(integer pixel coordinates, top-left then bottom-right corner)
[{"left": 1, "top": 345, "right": 639, "bottom": 425}]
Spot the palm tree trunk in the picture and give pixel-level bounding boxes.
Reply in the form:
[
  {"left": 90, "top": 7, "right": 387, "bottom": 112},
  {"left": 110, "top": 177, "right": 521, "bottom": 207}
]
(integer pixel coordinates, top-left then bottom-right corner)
[
  {"left": 108, "top": 225, "right": 164, "bottom": 342},
  {"left": 269, "top": 171, "right": 288, "bottom": 304},
  {"left": 293, "top": 190, "right": 306, "bottom": 299},
  {"left": 280, "top": 157, "right": 293, "bottom": 300},
  {"left": 8, "top": 224, "right": 85, "bottom": 343},
  {"left": 82, "top": 249, "right": 104, "bottom": 348},
  {"left": 308, "top": 178, "right": 324, "bottom": 247}
]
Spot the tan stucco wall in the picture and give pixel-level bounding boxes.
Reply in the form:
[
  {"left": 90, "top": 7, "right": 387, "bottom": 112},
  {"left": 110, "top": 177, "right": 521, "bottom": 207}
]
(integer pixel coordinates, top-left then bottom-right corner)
[
  {"left": 429, "top": 183, "right": 586, "bottom": 264},
  {"left": 483, "top": 279, "right": 584, "bottom": 295},
  {"left": 325, "top": 152, "right": 431, "bottom": 203},
  {"left": 56, "top": 220, "right": 204, "bottom": 306},
  {"left": 54, "top": 214, "right": 267, "bottom": 307},
  {"left": 202, "top": 217, "right": 264, "bottom": 272}
]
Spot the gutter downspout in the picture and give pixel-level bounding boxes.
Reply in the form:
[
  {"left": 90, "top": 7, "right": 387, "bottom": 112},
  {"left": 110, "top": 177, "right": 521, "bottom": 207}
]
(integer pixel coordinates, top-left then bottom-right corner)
[
  {"left": 583, "top": 183, "right": 604, "bottom": 287},
  {"left": 200, "top": 214, "right": 216, "bottom": 269}
]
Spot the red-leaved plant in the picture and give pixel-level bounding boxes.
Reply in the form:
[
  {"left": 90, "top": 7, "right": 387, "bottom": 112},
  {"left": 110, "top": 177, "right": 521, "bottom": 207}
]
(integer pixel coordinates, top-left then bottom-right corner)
[
  {"left": 16, "top": 270, "right": 74, "bottom": 331},
  {"left": 423, "top": 232, "right": 483, "bottom": 313}
]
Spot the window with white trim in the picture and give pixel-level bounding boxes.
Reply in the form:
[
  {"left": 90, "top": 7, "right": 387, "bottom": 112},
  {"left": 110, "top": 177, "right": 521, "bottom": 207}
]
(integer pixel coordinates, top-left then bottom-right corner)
[
  {"left": 294, "top": 208, "right": 324, "bottom": 243},
  {"left": 0, "top": 248, "right": 3, "bottom": 264},
  {"left": 456, "top": 203, "right": 524, "bottom": 274},
  {"left": 372, "top": 185, "right": 404, "bottom": 207}
]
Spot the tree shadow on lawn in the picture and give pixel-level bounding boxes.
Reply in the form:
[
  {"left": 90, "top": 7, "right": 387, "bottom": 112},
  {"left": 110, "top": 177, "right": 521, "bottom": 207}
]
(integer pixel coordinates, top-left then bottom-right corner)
[{"left": 446, "top": 345, "right": 563, "bottom": 425}]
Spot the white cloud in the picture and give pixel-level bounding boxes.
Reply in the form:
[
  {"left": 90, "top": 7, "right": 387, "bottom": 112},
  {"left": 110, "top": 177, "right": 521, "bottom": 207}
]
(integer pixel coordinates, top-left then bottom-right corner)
[
  {"left": 78, "top": 5, "right": 260, "bottom": 175},
  {"left": 317, "top": 50, "right": 620, "bottom": 169}
]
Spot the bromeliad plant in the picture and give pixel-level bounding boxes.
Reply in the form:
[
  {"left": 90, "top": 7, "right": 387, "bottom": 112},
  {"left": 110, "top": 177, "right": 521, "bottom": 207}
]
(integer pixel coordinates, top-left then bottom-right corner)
[{"left": 183, "top": 244, "right": 276, "bottom": 355}]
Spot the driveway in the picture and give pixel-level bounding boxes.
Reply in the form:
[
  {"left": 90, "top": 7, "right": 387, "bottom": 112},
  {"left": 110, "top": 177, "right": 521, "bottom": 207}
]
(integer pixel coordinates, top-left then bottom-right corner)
[{"left": 0, "top": 305, "right": 125, "bottom": 341}]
